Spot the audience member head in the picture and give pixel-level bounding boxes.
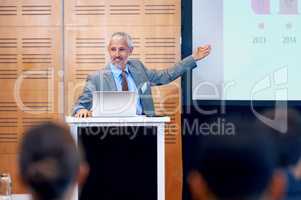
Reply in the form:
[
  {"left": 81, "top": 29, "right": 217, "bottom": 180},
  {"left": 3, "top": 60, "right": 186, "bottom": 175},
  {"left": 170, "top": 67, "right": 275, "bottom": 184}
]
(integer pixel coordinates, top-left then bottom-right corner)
[
  {"left": 261, "top": 108, "right": 301, "bottom": 168},
  {"left": 19, "top": 122, "right": 88, "bottom": 200},
  {"left": 188, "top": 122, "right": 285, "bottom": 200}
]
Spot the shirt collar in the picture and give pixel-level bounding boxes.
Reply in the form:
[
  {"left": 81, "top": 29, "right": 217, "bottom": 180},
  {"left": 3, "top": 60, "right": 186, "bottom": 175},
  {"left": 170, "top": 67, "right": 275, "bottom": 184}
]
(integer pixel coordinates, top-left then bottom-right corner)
[{"left": 110, "top": 63, "right": 130, "bottom": 79}]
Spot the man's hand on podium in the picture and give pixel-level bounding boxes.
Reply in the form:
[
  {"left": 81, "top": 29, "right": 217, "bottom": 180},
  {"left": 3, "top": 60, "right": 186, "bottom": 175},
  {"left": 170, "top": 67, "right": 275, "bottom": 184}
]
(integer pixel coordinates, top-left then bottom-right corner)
[{"left": 75, "top": 109, "right": 92, "bottom": 118}]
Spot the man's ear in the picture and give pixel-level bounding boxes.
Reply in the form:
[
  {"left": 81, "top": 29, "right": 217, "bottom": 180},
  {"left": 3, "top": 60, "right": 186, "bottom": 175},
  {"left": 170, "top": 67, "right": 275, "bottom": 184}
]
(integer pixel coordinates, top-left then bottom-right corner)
[
  {"left": 265, "top": 169, "right": 286, "bottom": 200},
  {"left": 77, "top": 162, "right": 90, "bottom": 186},
  {"left": 187, "top": 170, "right": 213, "bottom": 200},
  {"left": 129, "top": 47, "right": 133, "bottom": 54}
]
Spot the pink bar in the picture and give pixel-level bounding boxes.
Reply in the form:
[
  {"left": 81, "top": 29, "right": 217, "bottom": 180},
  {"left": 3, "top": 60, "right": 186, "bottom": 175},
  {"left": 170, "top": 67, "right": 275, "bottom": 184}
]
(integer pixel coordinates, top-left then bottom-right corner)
[
  {"left": 251, "top": 0, "right": 270, "bottom": 15},
  {"left": 279, "top": 0, "right": 299, "bottom": 15}
]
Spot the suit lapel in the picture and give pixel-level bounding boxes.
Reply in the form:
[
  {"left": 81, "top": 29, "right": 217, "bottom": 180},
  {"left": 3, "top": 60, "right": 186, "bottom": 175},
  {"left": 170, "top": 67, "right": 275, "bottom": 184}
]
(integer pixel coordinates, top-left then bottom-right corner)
[
  {"left": 128, "top": 60, "right": 155, "bottom": 116},
  {"left": 128, "top": 61, "right": 144, "bottom": 90},
  {"left": 103, "top": 63, "right": 117, "bottom": 91}
]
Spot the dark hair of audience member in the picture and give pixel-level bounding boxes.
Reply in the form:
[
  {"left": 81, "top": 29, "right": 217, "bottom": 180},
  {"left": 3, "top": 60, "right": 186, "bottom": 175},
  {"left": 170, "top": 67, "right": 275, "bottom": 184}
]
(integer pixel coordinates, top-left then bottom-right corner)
[
  {"left": 190, "top": 121, "right": 279, "bottom": 200},
  {"left": 262, "top": 108, "right": 301, "bottom": 167},
  {"left": 19, "top": 122, "right": 81, "bottom": 200}
]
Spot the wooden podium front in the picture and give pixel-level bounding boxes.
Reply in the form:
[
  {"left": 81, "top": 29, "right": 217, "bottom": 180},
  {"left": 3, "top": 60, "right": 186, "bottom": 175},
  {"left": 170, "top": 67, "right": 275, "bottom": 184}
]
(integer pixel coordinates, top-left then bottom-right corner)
[{"left": 65, "top": 116, "right": 170, "bottom": 200}]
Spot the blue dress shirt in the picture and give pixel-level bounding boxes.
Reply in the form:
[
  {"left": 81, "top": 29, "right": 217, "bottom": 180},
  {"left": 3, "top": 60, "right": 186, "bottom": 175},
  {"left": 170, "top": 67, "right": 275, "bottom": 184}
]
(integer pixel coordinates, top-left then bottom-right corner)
[{"left": 110, "top": 63, "right": 143, "bottom": 115}]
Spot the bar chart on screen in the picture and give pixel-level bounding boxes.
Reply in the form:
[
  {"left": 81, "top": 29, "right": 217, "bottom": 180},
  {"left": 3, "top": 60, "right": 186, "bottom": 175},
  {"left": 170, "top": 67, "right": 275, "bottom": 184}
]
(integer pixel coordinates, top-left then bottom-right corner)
[
  {"left": 192, "top": 0, "right": 300, "bottom": 101},
  {"left": 223, "top": 0, "right": 300, "bottom": 100}
]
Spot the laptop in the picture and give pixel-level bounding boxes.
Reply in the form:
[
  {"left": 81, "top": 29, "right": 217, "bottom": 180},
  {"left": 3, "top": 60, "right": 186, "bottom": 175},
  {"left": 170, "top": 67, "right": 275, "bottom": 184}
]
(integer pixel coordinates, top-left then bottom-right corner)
[{"left": 92, "top": 91, "right": 138, "bottom": 117}]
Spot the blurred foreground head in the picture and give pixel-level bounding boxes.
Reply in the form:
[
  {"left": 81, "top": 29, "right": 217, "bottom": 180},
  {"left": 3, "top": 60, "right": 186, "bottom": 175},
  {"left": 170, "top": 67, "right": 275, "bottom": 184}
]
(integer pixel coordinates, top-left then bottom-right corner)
[
  {"left": 188, "top": 122, "right": 286, "bottom": 200},
  {"left": 19, "top": 122, "right": 88, "bottom": 200},
  {"left": 261, "top": 108, "right": 301, "bottom": 167},
  {"left": 260, "top": 108, "right": 301, "bottom": 200}
]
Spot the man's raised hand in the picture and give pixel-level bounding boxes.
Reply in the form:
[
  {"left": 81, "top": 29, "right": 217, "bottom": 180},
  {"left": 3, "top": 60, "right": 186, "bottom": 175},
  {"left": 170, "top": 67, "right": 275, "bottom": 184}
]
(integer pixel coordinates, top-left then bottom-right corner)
[{"left": 192, "top": 45, "right": 211, "bottom": 61}]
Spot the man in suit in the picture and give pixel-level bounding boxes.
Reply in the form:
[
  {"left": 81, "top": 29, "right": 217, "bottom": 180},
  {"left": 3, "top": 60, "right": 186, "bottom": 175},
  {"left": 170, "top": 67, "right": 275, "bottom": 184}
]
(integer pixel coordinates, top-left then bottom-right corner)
[{"left": 73, "top": 32, "right": 211, "bottom": 117}]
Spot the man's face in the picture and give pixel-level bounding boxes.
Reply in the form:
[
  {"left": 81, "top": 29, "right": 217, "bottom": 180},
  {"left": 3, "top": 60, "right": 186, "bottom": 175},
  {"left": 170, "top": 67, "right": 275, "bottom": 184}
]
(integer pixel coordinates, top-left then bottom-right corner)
[{"left": 108, "top": 37, "right": 133, "bottom": 67}]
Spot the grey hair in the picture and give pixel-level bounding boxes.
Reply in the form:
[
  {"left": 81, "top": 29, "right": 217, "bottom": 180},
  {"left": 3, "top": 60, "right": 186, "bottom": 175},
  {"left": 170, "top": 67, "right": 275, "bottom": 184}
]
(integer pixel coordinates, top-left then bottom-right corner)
[{"left": 110, "top": 32, "right": 134, "bottom": 49}]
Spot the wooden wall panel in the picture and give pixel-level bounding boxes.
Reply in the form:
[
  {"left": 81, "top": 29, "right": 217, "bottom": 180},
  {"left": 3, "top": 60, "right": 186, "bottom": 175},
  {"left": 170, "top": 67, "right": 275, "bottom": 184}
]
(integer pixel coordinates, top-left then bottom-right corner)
[
  {"left": 0, "top": 36, "right": 20, "bottom": 154},
  {"left": 0, "top": 0, "right": 61, "bottom": 26},
  {"left": 0, "top": 25, "right": 62, "bottom": 193},
  {"left": 65, "top": 0, "right": 180, "bottom": 26},
  {"left": 152, "top": 83, "right": 182, "bottom": 200},
  {"left": 0, "top": 154, "right": 26, "bottom": 194},
  {"left": 0, "top": 115, "right": 18, "bottom": 154},
  {"left": 0, "top": 27, "right": 61, "bottom": 116}
]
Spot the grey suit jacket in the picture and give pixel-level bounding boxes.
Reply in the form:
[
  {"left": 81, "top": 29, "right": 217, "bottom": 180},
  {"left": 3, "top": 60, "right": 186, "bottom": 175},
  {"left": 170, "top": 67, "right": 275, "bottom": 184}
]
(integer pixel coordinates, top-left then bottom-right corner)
[{"left": 72, "top": 55, "right": 197, "bottom": 116}]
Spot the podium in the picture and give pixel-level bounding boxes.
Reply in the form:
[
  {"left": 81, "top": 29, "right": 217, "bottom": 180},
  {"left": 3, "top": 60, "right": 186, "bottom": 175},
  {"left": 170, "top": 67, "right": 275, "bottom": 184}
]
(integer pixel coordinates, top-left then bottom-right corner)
[{"left": 65, "top": 116, "right": 170, "bottom": 200}]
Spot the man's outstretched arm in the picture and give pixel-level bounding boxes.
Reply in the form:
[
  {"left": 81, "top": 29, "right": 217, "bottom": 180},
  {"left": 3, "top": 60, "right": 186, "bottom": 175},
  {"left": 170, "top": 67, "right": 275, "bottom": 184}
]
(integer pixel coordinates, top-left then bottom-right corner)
[{"left": 144, "top": 45, "right": 211, "bottom": 85}]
